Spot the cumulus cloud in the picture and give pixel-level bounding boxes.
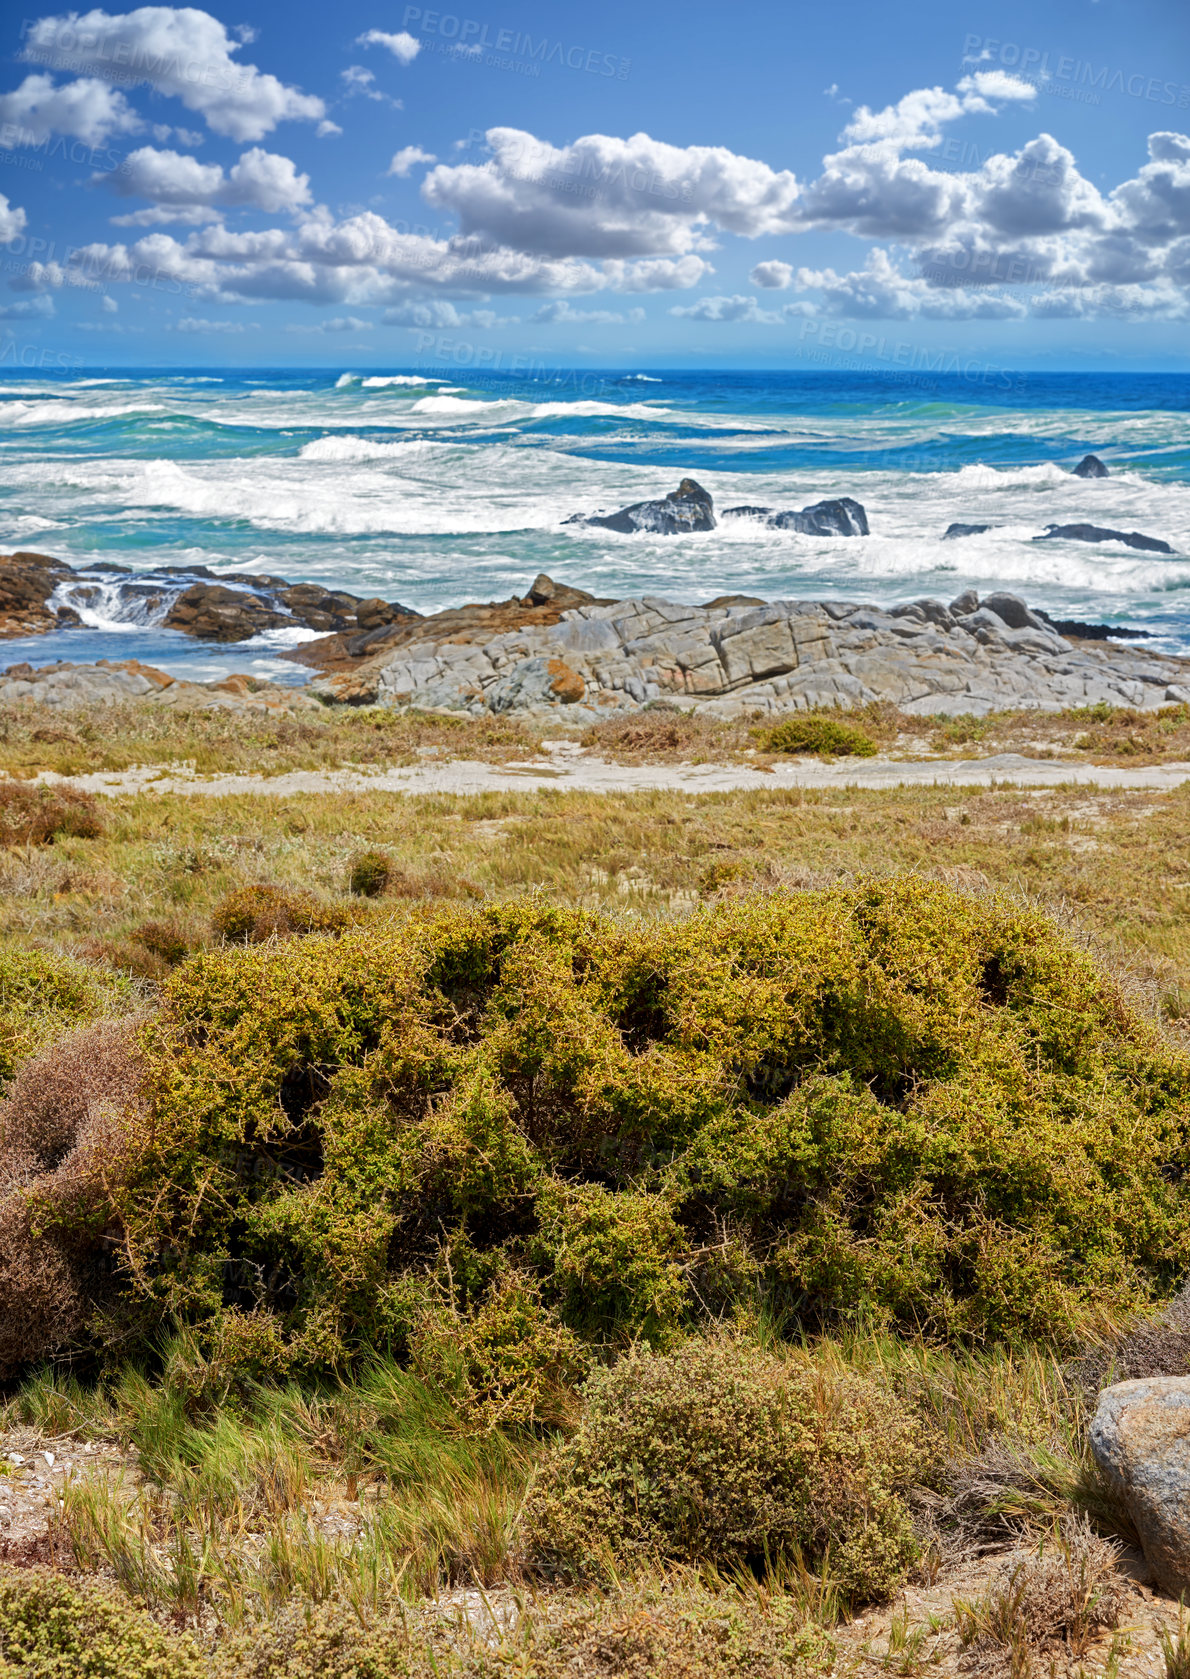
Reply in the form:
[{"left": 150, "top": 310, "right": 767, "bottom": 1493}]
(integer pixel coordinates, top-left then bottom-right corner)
[
  {"left": 98, "top": 145, "right": 312, "bottom": 223},
  {"left": 794, "top": 248, "right": 1028, "bottom": 318},
  {"left": 389, "top": 145, "right": 436, "bottom": 177},
  {"left": 0, "top": 72, "right": 141, "bottom": 146},
  {"left": 423, "top": 126, "right": 802, "bottom": 258},
  {"left": 173, "top": 315, "right": 259, "bottom": 331},
  {"left": 0, "top": 193, "right": 27, "bottom": 243},
  {"left": 750, "top": 260, "right": 793, "bottom": 288},
  {"left": 669, "top": 293, "right": 783, "bottom": 323},
  {"left": 356, "top": 29, "right": 420, "bottom": 64},
  {"left": 21, "top": 7, "right": 326, "bottom": 141},
  {"left": 531, "top": 300, "right": 645, "bottom": 323},
  {"left": 381, "top": 299, "right": 514, "bottom": 326},
  {"left": 285, "top": 314, "right": 375, "bottom": 332}
]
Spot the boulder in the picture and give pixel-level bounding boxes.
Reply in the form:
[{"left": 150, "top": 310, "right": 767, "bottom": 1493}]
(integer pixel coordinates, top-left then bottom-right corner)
[
  {"left": 579, "top": 478, "right": 716, "bottom": 535},
  {"left": 943, "top": 523, "right": 992, "bottom": 539},
  {"left": 982, "top": 592, "right": 1050, "bottom": 633},
  {"left": 723, "top": 498, "right": 870, "bottom": 537},
  {"left": 1035, "top": 524, "right": 1173, "bottom": 555},
  {"left": 1090, "top": 1377, "right": 1190, "bottom": 1595},
  {"left": 1073, "top": 454, "right": 1109, "bottom": 478},
  {"left": 164, "top": 583, "right": 293, "bottom": 642},
  {"left": 772, "top": 497, "right": 869, "bottom": 537},
  {"left": 0, "top": 551, "right": 73, "bottom": 638},
  {"left": 520, "top": 573, "right": 606, "bottom": 610},
  {"left": 949, "top": 589, "right": 980, "bottom": 616}
]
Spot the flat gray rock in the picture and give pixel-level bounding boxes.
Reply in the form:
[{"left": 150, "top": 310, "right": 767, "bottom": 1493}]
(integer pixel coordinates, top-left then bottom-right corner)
[
  {"left": 1090, "top": 1377, "right": 1190, "bottom": 1595},
  {"left": 368, "top": 589, "right": 1190, "bottom": 720}
]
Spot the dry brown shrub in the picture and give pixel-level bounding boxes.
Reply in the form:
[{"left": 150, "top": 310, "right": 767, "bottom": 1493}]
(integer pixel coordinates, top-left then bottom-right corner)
[
  {"left": 0, "top": 1021, "right": 144, "bottom": 1373},
  {"left": 211, "top": 884, "right": 351, "bottom": 944},
  {"left": 0, "top": 782, "right": 103, "bottom": 846},
  {"left": 955, "top": 1516, "right": 1128, "bottom": 1675},
  {"left": 580, "top": 708, "right": 733, "bottom": 758},
  {"left": 1069, "top": 1284, "right": 1190, "bottom": 1398}
]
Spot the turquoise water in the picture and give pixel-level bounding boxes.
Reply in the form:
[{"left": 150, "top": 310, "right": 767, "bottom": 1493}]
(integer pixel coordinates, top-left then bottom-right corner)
[{"left": 2, "top": 367, "right": 1189, "bottom": 681}]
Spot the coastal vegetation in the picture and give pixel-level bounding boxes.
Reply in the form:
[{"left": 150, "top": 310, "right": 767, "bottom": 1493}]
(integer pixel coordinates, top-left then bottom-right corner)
[{"left": 2, "top": 701, "right": 1190, "bottom": 1674}]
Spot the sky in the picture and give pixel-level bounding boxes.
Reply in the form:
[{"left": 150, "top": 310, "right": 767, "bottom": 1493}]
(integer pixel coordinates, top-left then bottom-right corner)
[{"left": 0, "top": 0, "right": 1188, "bottom": 369}]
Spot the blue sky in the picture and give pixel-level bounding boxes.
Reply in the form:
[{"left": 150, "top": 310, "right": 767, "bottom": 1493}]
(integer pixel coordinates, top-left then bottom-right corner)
[{"left": 0, "top": 0, "right": 1188, "bottom": 367}]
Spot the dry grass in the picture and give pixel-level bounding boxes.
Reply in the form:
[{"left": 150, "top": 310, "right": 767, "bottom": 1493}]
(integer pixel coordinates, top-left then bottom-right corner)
[
  {"left": 0, "top": 780, "right": 103, "bottom": 844},
  {"left": 1, "top": 696, "right": 1189, "bottom": 784},
  {"left": 954, "top": 1518, "right": 1128, "bottom": 1676},
  {"left": 0, "top": 779, "right": 1186, "bottom": 1025}
]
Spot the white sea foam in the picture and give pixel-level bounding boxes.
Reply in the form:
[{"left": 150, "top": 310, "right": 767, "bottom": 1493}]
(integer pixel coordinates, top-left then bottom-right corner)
[{"left": 360, "top": 374, "right": 450, "bottom": 388}]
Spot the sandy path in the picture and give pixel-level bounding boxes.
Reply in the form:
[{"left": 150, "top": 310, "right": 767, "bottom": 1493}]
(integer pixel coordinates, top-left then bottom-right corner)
[{"left": 32, "top": 750, "right": 1190, "bottom": 798}]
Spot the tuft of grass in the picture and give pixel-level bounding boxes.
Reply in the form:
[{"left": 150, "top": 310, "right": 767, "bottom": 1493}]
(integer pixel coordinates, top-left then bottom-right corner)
[
  {"left": 954, "top": 1517, "right": 1128, "bottom": 1675},
  {"left": 762, "top": 716, "right": 878, "bottom": 758},
  {"left": 349, "top": 849, "right": 393, "bottom": 898},
  {"left": 1163, "top": 1614, "right": 1190, "bottom": 1679}
]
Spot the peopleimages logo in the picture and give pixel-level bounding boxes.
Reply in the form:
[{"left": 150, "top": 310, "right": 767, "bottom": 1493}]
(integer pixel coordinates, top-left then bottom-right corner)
[
  {"left": 961, "top": 34, "right": 1190, "bottom": 107},
  {"left": 402, "top": 8, "right": 631, "bottom": 78}
]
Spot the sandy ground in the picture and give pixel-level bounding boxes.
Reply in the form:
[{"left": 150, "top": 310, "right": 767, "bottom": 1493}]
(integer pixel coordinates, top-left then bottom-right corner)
[{"left": 33, "top": 747, "right": 1190, "bottom": 799}]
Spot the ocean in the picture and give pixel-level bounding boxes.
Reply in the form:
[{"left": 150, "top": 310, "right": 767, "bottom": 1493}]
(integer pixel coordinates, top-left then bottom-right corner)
[{"left": 2, "top": 366, "right": 1189, "bottom": 685}]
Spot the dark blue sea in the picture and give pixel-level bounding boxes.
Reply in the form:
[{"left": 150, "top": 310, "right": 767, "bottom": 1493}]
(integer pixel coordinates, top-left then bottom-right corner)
[{"left": 2, "top": 366, "right": 1188, "bottom": 682}]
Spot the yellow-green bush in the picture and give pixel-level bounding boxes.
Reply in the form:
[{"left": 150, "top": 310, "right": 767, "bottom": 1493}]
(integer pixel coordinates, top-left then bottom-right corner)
[
  {"left": 763, "top": 716, "right": 877, "bottom": 757},
  {"left": 0, "top": 1568, "right": 204, "bottom": 1677},
  {"left": 524, "top": 1338, "right": 928, "bottom": 1596},
  {"left": 27, "top": 880, "right": 1190, "bottom": 1373},
  {"left": 0, "top": 947, "right": 135, "bottom": 1085}
]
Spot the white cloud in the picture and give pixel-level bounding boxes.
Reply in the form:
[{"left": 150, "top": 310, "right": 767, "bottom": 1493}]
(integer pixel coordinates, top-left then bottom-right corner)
[
  {"left": 669, "top": 294, "right": 783, "bottom": 323},
  {"left": 356, "top": 29, "right": 420, "bottom": 64},
  {"left": 0, "top": 294, "right": 55, "bottom": 318},
  {"left": 423, "top": 126, "right": 802, "bottom": 258},
  {"left": 173, "top": 315, "right": 259, "bottom": 331},
  {"left": 100, "top": 292, "right": 118, "bottom": 311},
  {"left": 0, "top": 193, "right": 27, "bottom": 243},
  {"left": 316, "top": 120, "right": 342, "bottom": 138},
  {"left": 22, "top": 7, "right": 326, "bottom": 142},
  {"left": 98, "top": 144, "right": 312, "bottom": 221},
  {"left": 339, "top": 65, "right": 401, "bottom": 106},
  {"left": 285, "top": 314, "right": 375, "bottom": 332},
  {"left": 750, "top": 260, "right": 793, "bottom": 289},
  {"left": 601, "top": 255, "right": 713, "bottom": 290},
  {"left": 389, "top": 145, "right": 436, "bottom": 177},
  {"left": 795, "top": 248, "right": 1027, "bottom": 318},
  {"left": 0, "top": 73, "right": 141, "bottom": 146},
  {"left": 381, "top": 299, "right": 514, "bottom": 326},
  {"left": 531, "top": 300, "right": 645, "bottom": 323}
]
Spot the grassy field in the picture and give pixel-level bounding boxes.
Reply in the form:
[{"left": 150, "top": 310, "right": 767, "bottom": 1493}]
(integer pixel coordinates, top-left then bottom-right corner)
[
  {"left": 2, "top": 774, "right": 1187, "bottom": 1017},
  {"left": 2, "top": 696, "right": 1190, "bottom": 780}
]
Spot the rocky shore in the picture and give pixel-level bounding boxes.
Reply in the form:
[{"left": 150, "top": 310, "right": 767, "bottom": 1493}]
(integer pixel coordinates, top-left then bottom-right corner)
[
  {"left": 0, "top": 551, "right": 421, "bottom": 643},
  {"left": 305, "top": 585, "right": 1190, "bottom": 719}
]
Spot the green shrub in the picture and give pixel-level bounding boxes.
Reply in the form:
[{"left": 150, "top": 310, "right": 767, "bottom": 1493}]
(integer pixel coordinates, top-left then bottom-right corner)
[
  {"left": 14, "top": 879, "right": 1183, "bottom": 1380},
  {"left": 0, "top": 1568, "right": 204, "bottom": 1677},
  {"left": 0, "top": 946, "right": 134, "bottom": 1085},
  {"left": 523, "top": 1337, "right": 927, "bottom": 1596},
  {"left": 211, "top": 884, "right": 350, "bottom": 944},
  {"left": 129, "top": 919, "right": 192, "bottom": 967},
  {"left": 348, "top": 849, "right": 394, "bottom": 898},
  {"left": 763, "top": 716, "right": 878, "bottom": 757},
  {"left": 0, "top": 781, "right": 103, "bottom": 845}
]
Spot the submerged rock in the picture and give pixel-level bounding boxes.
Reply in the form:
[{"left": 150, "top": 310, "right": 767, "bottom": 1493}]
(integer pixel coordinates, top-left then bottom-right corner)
[
  {"left": 943, "top": 523, "right": 992, "bottom": 539},
  {"left": 1091, "top": 1377, "right": 1190, "bottom": 1595},
  {"left": 722, "top": 497, "right": 870, "bottom": 536},
  {"left": 578, "top": 478, "right": 716, "bottom": 535},
  {"left": 1073, "top": 454, "right": 1109, "bottom": 478},
  {"left": 1035, "top": 523, "right": 1173, "bottom": 555}
]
